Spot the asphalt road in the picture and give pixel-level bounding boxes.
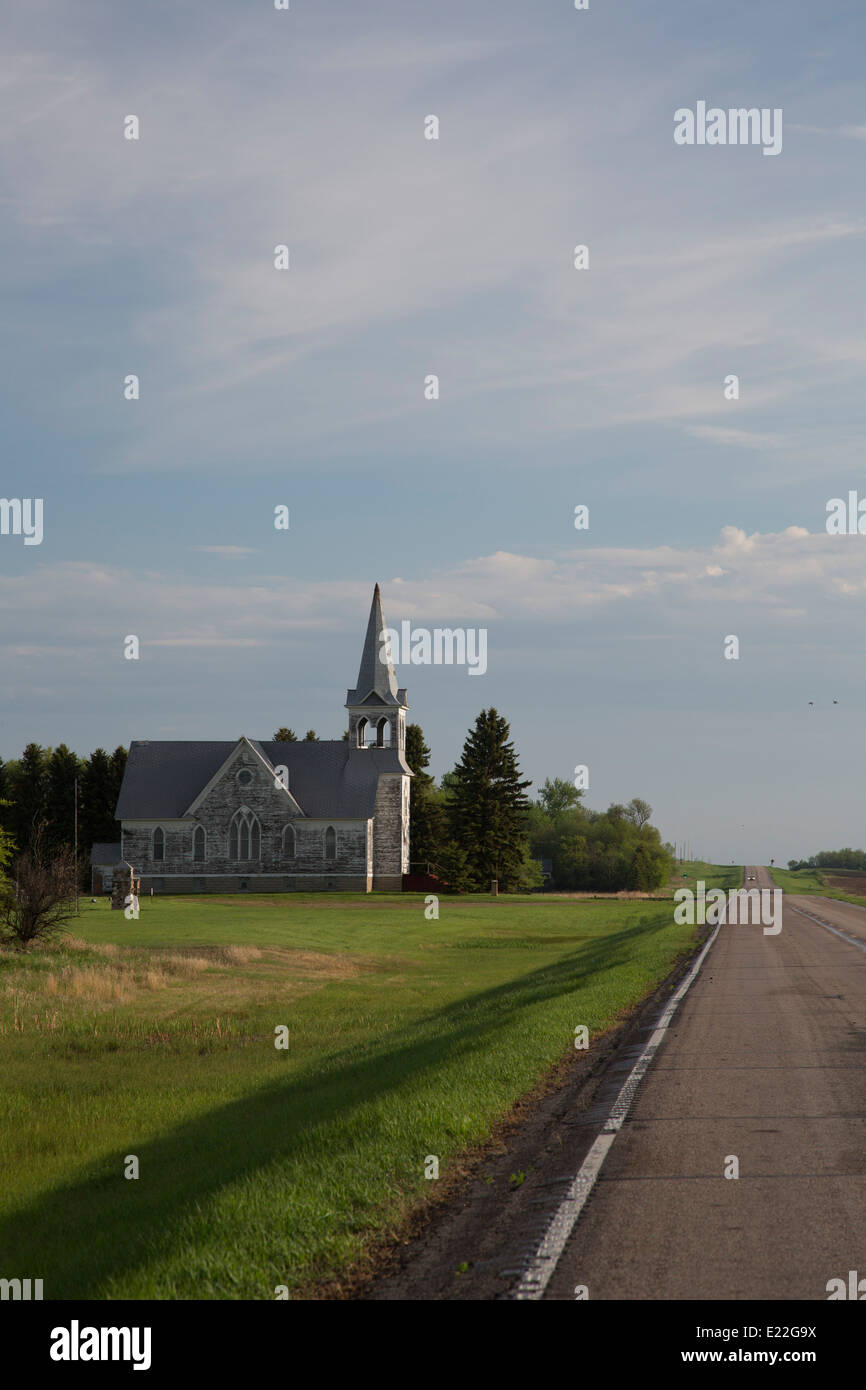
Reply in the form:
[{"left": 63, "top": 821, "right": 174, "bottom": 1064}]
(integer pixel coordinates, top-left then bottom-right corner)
[{"left": 544, "top": 865, "right": 866, "bottom": 1300}]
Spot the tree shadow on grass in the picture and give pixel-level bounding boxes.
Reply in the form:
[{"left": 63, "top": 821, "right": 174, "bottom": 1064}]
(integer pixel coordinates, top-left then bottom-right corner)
[{"left": 0, "top": 912, "right": 681, "bottom": 1297}]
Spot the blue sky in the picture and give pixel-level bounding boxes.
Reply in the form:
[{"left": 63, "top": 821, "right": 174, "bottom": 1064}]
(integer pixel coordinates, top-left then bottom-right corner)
[{"left": 2, "top": 0, "right": 865, "bottom": 862}]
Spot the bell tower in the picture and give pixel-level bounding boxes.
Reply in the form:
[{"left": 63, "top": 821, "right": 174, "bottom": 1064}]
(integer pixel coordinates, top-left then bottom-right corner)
[{"left": 346, "top": 584, "right": 409, "bottom": 751}]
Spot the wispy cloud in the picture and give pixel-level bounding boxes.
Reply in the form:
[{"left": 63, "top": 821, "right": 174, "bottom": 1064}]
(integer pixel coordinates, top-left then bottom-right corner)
[
  {"left": 3, "top": 18, "right": 865, "bottom": 481},
  {"left": 193, "top": 545, "right": 258, "bottom": 556},
  {"left": 2, "top": 528, "right": 863, "bottom": 663},
  {"left": 788, "top": 123, "right": 866, "bottom": 141},
  {"left": 685, "top": 425, "right": 789, "bottom": 450}
]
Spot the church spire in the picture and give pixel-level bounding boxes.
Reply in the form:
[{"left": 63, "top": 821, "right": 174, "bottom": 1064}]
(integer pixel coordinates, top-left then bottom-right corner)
[
  {"left": 345, "top": 584, "right": 408, "bottom": 752},
  {"left": 350, "top": 583, "right": 399, "bottom": 704}
]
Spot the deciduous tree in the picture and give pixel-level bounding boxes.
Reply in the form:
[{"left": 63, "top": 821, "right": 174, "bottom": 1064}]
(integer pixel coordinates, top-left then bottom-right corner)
[{"left": 0, "top": 822, "right": 78, "bottom": 951}]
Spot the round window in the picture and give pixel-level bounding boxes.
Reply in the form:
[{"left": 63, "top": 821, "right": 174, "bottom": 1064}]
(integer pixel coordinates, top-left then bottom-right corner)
[{"left": 237, "top": 769, "right": 253, "bottom": 786}]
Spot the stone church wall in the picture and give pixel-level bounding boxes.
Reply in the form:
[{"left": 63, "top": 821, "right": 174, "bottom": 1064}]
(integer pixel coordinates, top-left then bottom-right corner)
[
  {"left": 122, "top": 750, "right": 371, "bottom": 891},
  {"left": 372, "top": 774, "right": 409, "bottom": 890}
]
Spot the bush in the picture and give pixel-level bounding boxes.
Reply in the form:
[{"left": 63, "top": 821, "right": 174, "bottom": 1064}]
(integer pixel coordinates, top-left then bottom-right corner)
[{"left": 0, "top": 824, "right": 78, "bottom": 951}]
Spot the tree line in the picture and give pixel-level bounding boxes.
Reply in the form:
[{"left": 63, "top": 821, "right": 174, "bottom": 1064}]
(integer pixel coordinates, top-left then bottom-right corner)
[
  {"left": 406, "top": 707, "right": 672, "bottom": 893},
  {"left": 0, "top": 744, "right": 128, "bottom": 876},
  {"left": 787, "top": 848, "right": 866, "bottom": 871},
  {"left": 0, "top": 710, "right": 672, "bottom": 895}
]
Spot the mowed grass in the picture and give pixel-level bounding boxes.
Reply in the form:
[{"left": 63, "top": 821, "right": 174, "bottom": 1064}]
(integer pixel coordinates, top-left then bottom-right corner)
[
  {"left": 0, "top": 893, "right": 700, "bottom": 1300},
  {"left": 767, "top": 866, "right": 828, "bottom": 894},
  {"left": 666, "top": 860, "right": 743, "bottom": 893},
  {"left": 767, "top": 865, "right": 866, "bottom": 908}
]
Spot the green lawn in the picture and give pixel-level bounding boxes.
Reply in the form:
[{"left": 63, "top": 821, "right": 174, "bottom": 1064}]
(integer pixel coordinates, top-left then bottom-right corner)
[
  {"left": 767, "top": 865, "right": 866, "bottom": 908},
  {"left": 666, "top": 860, "right": 743, "bottom": 893},
  {"left": 766, "top": 866, "right": 827, "bottom": 894},
  {"left": 1, "top": 893, "right": 700, "bottom": 1300}
]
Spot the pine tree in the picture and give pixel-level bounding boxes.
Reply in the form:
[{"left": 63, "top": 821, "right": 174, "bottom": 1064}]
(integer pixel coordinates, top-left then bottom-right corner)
[
  {"left": 108, "top": 746, "right": 128, "bottom": 811},
  {"left": 45, "top": 744, "right": 84, "bottom": 855},
  {"left": 405, "top": 723, "right": 444, "bottom": 869},
  {"left": 80, "top": 749, "right": 118, "bottom": 853},
  {"left": 273, "top": 728, "right": 297, "bottom": 742},
  {"left": 7, "top": 744, "right": 48, "bottom": 854},
  {"left": 447, "top": 709, "right": 531, "bottom": 892},
  {"left": 303, "top": 730, "right": 319, "bottom": 741},
  {"left": 435, "top": 839, "right": 471, "bottom": 894}
]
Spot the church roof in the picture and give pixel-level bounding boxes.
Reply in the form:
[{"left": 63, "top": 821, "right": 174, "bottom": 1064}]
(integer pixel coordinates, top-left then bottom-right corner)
[
  {"left": 115, "top": 738, "right": 409, "bottom": 821},
  {"left": 90, "top": 842, "right": 122, "bottom": 864},
  {"left": 345, "top": 583, "right": 407, "bottom": 707},
  {"left": 115, "top": 584, "right": 412, "bottom": 823}
]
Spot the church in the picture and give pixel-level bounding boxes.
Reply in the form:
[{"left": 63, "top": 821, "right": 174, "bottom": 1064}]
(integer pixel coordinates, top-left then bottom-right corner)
[{"left": 113, "top": 585, "right": 412, "bottom": 893}]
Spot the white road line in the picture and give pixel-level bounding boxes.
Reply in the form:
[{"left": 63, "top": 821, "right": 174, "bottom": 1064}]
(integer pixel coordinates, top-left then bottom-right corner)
[
  {"left": 787, "top": 903, "right": 866, "bottom": 955},
  {"left": 512, "top": 922, "right": 721, "bottom": 1301}
]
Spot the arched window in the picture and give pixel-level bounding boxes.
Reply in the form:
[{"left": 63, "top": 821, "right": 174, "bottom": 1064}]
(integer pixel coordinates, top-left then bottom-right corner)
[
  {"left": 282, "top": 824, "right": 295, "bottom": 859},
  {"left": 229, "top": 808, "right": 261, "bottom": 861},
  {"left": 153, "top": 826, "right": 165, "bottom": 861},
  {"left": 324, "top": 826, "right": 337, "bottom": 861},
  {"left": 193, "top": 825, "right": 206, "bottom": 861},
  {"left": 376, "top": 716, "right": 391, "bottom": 747},
  {"left": 357, "top": 717, "right": 368, "bottom": 748}
]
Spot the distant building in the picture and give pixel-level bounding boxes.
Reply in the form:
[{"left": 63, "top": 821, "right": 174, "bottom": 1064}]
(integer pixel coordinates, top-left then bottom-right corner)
[
  {"left": 90, "top": 842, "right": 122, "bottom": 894},
  {"left": 114, "top": 586, "right": 412, "bottom": 893}
]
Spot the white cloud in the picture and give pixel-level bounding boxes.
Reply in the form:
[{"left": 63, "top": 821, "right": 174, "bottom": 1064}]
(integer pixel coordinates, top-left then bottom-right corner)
[
  {"left": 3, "top": 22, "right": 866, "bottom": 479},
  {"left": 194, "top": 546, "right": 258, "bottom": 555},
  {"left": 685, "top": 425, "right": 789, "bottom": 450},
  {"left": 788, "top": 123, "right": 866, "bottom": 142},
  {"left": 2, "top": 527, "right": 864, "bottom": 664}
]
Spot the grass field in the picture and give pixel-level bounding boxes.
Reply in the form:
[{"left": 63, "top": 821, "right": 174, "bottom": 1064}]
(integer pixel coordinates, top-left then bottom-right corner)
[
  {"left": 666, "top": 860, "right": 743, "bottom": 893},
  {"left": 0, "top": 892, "right": 703, "bottom": 1299},
  {"left": 766, "top": 866, "right": 827, "bottom": 893},
  {"left": 767, "top": 864, "right": 866, "bottom": 908}
]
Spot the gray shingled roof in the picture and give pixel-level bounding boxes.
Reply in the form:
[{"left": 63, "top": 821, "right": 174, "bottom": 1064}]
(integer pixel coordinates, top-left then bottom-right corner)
[
  {"left": 115, "top": 738, "right": 410, "bottom": 821},
  {"left": 90, "top": 842, "right": 122, "bottom": 864}
]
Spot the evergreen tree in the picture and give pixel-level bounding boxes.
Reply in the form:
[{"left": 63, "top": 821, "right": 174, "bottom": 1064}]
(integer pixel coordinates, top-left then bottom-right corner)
[
  {"left": 273, "top": 728, "right": 297, "bottom": 742},
  {"left": 435, "top": 839, "right": 471, "bottom": 894},
  {"left": 447, "top": 709, "right": 531, "bottom": 892},
  {"left": 108, "top": 746, "right": 128, "bottom": 814},
  {"left": 7, "top": 744, "right": 48, "bottom": 854},
  {"left": 405, "top": 723, "right": 445, "bottom": 869},
  {"left": 80, "top": 748, "right": 118, "bottom": 852},
  {"left": 303, "top": 730, "right": 319, "bottom": 741},
  {"left": 45, "top": 744, "right": 84, "bottom": 855}
]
